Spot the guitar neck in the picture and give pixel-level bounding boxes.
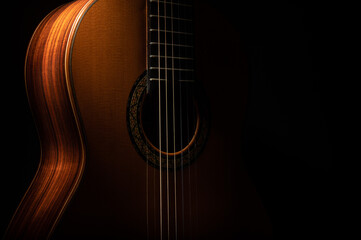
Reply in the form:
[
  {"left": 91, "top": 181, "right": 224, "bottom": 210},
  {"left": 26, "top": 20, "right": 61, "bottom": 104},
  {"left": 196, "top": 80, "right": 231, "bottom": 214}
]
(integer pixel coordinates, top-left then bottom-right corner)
[{"left": 147, "top": 0, "right": 195, "bottom": 86}]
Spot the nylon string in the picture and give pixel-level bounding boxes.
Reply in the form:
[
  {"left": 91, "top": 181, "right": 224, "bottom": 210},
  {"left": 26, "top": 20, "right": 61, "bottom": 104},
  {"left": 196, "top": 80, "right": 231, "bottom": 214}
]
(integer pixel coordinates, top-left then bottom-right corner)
[
  {"left": 157, "top": 0, "right": 163, "bottom": 239},
  {"left": 162, "top": 1, "right": 171, "bottom": 239},
  {"left": 176, "top": 0, "right": 185, "bottom": 238},
  {"left": 170, "top": 0, "right": 178, "bottom": 239}
]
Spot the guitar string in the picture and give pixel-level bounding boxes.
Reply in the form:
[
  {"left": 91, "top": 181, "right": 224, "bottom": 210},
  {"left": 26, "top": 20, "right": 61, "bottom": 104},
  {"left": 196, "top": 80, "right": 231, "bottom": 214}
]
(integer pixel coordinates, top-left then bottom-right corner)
[
  {"left": 157, "top": 0, "right": 163, "bottom": 239},
  {"left": 155, "top": 1, "right": 195, "bottom": 238},
  {"left": 176, "top": 0, "right": 185, "bottom": 237},
  {"left": 185, "top": 1, "right": 193, "bottom": 237},
  {"left": 170, "top": 0, "right": 178, "bottom": 239},
  {"left": 162, "top": 1, "right": 171, "bottom": 239}
]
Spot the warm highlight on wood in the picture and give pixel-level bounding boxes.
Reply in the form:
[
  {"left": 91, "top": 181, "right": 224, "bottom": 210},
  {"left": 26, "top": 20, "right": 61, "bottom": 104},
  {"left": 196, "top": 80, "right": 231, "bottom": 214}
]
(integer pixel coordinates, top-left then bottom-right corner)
[
  {"left": 4, "top": 0, "right": 96, "bottom": 239},
  {"left": 7, "top": 0, "right": 273, "bottom": 239}
]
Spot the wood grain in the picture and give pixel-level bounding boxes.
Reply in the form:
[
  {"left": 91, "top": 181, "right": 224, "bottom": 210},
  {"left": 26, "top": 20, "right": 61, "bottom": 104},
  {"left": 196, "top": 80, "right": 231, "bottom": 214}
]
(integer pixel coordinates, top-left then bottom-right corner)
[
  {"left": 7, "top": 0, "right": 273, "bottom": 239},
  {"left": 4, "top": 1, "right": 96, "bottom": 239},
  {"left": 53, "top": 0, "right": 272, "bottom": 239}
]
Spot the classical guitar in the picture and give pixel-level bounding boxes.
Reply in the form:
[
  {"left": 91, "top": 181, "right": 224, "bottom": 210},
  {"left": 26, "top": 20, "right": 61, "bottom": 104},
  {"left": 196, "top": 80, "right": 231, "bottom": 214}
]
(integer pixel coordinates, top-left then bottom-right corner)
[{"left": 5, "top": 0, "right": 272, "bottom": 239}]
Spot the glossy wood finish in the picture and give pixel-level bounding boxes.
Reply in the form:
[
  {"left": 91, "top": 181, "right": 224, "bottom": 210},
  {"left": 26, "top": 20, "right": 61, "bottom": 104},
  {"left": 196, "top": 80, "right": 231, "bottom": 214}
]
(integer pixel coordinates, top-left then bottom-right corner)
[
  {"left": 4, "top": 0, "right": 96, "bottom": 239},
  {"left": 54, "top": 0, "right": 150, "bottom": 238},
  {"left": 8, "top": 0, "right": 273, "bottom": 239},
  {"left": 54, "top": 0, "right": 272, "bottom": 239}
]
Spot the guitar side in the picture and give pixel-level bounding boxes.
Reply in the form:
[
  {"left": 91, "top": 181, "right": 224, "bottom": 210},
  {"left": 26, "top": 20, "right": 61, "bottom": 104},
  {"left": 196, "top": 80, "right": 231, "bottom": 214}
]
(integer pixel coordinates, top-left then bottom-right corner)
[{"left": 4, "top": 1, "right": 96, "bottom": 239}]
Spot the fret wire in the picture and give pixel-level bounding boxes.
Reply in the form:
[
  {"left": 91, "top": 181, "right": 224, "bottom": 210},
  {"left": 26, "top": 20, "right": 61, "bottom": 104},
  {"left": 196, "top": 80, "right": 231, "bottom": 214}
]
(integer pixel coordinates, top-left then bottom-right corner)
[
  {"left": 149, "top": 42, "right": 193, "bottom": 48},
  {"left": 150, "top": 78, "right": 194, "bottom": 82},
  {"left": 149, "top": 15, "right": 192, "bottom": 21},
  {"left": 148, "top": 0, "right": 195, "bottom": 85},
  {"left": 149, "top": 47, "right": 194, "bottom": 58},
  {"left": 150, "top": 55, "right": 193, "bottom": 60},
  {"left": 150, "top": 67, "right": 194, "bottom": 71},
  {"left": 149, "top": 0, "right": 192, "bottom": 7},
  {"left": 149, "top": 29, "right": 193, "bottom": 35},
  {"left": 148, "top": 1, "right": 194, "bottom": 20}
]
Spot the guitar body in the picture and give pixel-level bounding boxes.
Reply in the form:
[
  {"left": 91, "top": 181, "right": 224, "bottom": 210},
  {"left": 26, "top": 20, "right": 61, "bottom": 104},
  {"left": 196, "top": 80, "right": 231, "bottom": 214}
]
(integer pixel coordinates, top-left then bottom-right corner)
[{"left": 6, "top": 0, "right": 272, "bottom": 239}]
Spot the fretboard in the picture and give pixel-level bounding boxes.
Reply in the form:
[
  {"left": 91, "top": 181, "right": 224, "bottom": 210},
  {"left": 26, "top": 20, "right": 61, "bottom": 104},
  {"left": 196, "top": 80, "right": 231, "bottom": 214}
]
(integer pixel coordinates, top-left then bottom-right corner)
[{"left": 147, "top": 0, "right": 195, "bottom": 84}]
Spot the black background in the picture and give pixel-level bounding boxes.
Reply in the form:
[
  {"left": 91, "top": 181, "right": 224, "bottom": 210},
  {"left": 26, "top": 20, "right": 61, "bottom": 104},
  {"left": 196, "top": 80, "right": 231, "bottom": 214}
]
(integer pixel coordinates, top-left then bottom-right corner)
[{"left": 2, "top": 0, "right": 349, "bottom": 239}]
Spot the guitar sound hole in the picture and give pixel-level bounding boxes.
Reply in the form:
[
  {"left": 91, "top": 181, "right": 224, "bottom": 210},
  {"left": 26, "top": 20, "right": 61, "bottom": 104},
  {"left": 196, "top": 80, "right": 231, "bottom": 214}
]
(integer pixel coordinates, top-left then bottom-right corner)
[{"left": 141, "top": 82, "right": 198, "bottom": 154}]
